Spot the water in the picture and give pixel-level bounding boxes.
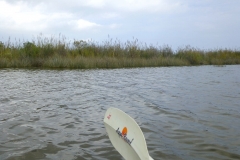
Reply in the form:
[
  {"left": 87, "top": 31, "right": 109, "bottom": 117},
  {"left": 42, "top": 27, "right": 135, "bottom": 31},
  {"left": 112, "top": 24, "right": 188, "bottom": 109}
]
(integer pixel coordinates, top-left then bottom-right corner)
[{"left": 0, "top": 65, "right": 240, "bottom": 160}]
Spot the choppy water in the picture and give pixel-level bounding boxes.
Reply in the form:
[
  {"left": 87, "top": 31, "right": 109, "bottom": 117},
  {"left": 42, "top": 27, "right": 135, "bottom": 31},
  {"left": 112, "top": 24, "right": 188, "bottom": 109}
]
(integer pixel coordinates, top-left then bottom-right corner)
[{"left": 0, "top": 65, "right": 240, "bottom": 160}]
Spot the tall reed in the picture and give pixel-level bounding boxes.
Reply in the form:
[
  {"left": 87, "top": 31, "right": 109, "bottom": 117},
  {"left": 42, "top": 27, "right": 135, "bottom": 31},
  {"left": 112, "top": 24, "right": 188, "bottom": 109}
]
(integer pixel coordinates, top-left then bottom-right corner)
[{"left": 0, "top": 35, "right": 239, "bottom": 69}]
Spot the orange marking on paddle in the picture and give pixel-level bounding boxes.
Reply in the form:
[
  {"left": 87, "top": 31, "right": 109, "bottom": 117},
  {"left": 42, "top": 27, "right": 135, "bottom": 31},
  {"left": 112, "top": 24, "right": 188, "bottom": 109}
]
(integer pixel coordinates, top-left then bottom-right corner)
[{"left": 122, "top": 127, "right": 127, "bottom": 136}]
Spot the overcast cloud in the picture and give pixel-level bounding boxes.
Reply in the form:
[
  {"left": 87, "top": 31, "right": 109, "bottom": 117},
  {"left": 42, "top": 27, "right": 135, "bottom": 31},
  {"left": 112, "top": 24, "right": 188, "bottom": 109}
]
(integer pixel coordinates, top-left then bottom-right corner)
[{"left": 0, "top": 0, "right": 239, "bottom": 50}]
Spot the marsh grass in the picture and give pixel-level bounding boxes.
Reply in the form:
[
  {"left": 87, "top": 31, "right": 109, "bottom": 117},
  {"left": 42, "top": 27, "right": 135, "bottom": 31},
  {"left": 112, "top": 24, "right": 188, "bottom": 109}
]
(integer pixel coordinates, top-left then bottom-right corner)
[{"left": 0, "top": 35, "right": 239, "bottom": 69}]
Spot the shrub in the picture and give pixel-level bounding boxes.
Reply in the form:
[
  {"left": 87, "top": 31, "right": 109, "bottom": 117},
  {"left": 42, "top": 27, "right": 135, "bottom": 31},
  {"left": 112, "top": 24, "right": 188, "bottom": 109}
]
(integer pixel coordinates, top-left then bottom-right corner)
[{"left": 176, "top": 46, "right": 204, "bottom": 65}]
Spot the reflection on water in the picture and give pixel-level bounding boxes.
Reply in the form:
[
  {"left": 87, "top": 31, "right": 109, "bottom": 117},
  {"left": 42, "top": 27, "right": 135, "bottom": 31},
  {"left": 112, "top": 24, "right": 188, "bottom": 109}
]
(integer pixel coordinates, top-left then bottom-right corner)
[{"left": 0, "top": 66, "right": 240, "bottom": 160}]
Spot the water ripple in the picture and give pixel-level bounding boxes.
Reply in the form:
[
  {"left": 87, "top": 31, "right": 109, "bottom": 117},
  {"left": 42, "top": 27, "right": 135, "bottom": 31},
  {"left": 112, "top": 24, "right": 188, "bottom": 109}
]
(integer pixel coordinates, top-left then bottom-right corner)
[{"left": 0, "top": 66, "right": 240, "bottom": 160}]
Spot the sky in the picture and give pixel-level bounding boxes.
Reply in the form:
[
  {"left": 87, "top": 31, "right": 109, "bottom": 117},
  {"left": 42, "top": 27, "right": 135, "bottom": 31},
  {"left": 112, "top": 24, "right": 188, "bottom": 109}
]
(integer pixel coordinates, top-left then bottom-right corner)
[{"left": 0, "top": 0, "right": 240, "bottom": 50}]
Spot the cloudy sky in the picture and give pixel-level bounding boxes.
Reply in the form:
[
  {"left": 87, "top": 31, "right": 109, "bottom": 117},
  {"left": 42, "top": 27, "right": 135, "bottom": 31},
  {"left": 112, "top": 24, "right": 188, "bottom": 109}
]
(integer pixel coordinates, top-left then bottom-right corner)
[{"left": 0, "top": 0, "right": 239, "bottom": 50}]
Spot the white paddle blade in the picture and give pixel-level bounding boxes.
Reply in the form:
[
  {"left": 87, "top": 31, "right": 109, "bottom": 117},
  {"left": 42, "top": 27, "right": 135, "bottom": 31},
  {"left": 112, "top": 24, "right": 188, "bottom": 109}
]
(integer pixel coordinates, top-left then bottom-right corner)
[{"left": 103, "top": 107, "right": 153, "bottom": 160}]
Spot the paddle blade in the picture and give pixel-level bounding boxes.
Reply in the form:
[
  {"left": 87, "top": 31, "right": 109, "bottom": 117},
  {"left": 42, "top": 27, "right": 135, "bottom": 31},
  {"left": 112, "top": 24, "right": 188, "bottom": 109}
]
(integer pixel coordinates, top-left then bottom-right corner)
[{"left": 103, "top": 107, "right": 153, "bottom": 160}]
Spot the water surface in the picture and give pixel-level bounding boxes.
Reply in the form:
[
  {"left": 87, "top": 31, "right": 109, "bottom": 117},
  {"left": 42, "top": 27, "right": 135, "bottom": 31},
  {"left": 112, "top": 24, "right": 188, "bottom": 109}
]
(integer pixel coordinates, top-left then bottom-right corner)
[{"left": 0, "top": 65, "right": 240, "bottom": 160}]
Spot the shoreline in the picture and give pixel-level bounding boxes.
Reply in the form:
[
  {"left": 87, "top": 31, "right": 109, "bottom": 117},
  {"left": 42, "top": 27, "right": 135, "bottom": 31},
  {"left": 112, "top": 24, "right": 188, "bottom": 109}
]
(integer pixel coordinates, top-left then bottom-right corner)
[
  {"left": 0, "top": 56, "right": 239, "bottom": 69},
  {"left": 1, "top": 36, "right": 239, "bottom": 69}
]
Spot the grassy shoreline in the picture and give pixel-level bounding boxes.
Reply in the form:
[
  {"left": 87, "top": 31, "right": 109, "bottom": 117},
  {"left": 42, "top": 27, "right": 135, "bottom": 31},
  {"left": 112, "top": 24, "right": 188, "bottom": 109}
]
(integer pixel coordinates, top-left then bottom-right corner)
[{"left": 1, "top": 35, "right": 240, "bottom": 69}]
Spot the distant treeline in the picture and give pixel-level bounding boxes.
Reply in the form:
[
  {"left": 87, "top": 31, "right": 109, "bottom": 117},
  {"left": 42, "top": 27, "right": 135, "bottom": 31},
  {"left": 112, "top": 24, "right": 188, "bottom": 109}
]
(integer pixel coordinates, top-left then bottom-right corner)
[{"left": 0, "top": 35, "right": 240, "bottom": 69}]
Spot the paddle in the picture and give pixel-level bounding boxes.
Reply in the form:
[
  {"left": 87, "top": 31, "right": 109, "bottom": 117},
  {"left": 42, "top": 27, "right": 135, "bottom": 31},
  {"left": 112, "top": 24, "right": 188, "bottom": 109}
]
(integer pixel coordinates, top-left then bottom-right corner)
[{"left": 103, "top": 107, "right": 154, "bottom": 160}]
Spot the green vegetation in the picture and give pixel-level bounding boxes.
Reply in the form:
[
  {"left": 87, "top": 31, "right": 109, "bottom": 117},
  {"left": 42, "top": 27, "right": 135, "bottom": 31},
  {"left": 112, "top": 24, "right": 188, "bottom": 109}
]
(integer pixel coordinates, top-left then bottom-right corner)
[{"left": 0, "top": 35, "right": 240, "bottom": 69}]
